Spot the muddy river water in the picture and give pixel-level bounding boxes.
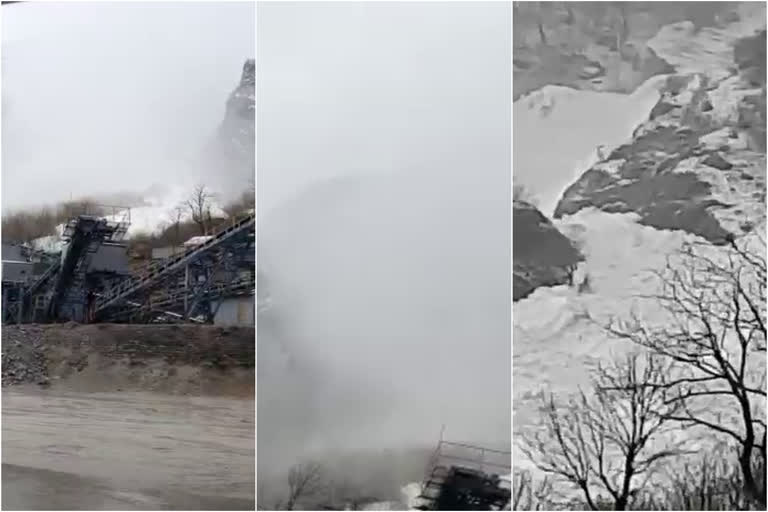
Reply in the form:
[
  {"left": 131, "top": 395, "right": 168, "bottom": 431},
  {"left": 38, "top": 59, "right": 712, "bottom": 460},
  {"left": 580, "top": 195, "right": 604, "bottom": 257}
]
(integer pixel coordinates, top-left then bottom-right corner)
[{"left": 2, "top": 388, "right": 255, "bottom": 510}]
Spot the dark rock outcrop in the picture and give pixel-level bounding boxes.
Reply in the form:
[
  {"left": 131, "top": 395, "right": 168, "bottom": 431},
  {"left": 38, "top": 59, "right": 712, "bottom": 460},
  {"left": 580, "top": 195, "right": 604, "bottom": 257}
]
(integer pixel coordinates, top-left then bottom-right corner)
[
  {"left": 2, "top": 324, "right": 254, "bottom": 394},
  {"left": 734, "top": 30, "right": 766, "bottom": 151},
  {"left": 513, "top": 200, "right": 582, "bottom": 301},
  {"left": 511, "top": 3, "right": 745, "bottom": 98},
  {"left": 702, "top": 152, "right": 733, "bottom": 170},
  {"left": 554, "top": 49, "right": 766, "bottom": 245},
  {"left": 208, "top": 59, "right": 255, "bottom": 197},
  {"left": 219, "top": 59, "right": 255, "bottom": 168}
]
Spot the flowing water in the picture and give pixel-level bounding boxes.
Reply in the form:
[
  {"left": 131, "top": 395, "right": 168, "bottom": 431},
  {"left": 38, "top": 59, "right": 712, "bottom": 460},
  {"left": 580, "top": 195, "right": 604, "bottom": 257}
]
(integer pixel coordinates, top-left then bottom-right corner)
[{"left": 2, "top": 388, "right": 255, "bottom": 510}]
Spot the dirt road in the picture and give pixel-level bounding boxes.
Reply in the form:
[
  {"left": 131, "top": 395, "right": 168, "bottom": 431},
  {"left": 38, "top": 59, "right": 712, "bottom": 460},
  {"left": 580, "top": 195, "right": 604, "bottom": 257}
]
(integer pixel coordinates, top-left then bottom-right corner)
[{"left": 2, "top": 388, "right": 255, "bottom": 510}]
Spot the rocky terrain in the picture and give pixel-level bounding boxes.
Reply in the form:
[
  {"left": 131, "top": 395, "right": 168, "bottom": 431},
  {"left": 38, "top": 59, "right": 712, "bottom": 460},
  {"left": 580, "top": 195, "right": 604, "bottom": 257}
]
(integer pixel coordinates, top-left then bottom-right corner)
[
  {"left": 514, "top": 5, "right": 766, "bottom": 299},
  {"left": 2, "top": 330, "right": 48, "bottom": 387},
  {"left": 513, "top": 200, "right": 582, "bottom": 301},
  {"left": 218, "top": 58, "right": 255, "bottom": 177},
  {"left": 513, "top": 7, "right": 766, "bottom": 502},
  {"left": 1, "top": 324, "right": 254, "bottom": 396},
  {"left": 555, "top": 29, "right": 766, "bottom": 244},
  {"left": 513, "top": 2, "right": 743, "bottom": 99}
]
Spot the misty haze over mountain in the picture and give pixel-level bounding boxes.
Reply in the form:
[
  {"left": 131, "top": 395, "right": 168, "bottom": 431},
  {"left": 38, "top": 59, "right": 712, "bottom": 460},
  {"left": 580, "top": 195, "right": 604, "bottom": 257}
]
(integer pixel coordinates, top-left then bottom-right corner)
[
  {"left": 257, "top": 2, "right": 511, "bottom": 504},
  {"left": 1, "top": 1, "right": 254, "bottom": 212}
]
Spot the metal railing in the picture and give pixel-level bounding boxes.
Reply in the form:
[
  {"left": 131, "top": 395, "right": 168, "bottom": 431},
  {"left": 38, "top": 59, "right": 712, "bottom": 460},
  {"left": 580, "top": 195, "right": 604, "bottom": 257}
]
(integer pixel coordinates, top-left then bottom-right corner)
[
  {"left": 94, "top": 212, "right": 255, "bottom": 313},
  {"left": 418, "top": 437, "right": 511, "bottom": 508},
  {"left": 424, "top": 440, "right": 510, "bottom": 480},
  {"left": 23, "top": 260, "right": 60, "bottom": 299}
]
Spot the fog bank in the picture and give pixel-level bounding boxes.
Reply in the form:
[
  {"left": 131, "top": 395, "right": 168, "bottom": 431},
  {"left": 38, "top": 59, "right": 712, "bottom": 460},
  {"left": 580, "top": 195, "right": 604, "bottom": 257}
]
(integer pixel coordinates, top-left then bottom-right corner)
[
  {"left": 1, "top": 1, "right": 254, "bottom": 212},
  {"left": 256, "top": 1, "right": 511, "bottom": 496}
]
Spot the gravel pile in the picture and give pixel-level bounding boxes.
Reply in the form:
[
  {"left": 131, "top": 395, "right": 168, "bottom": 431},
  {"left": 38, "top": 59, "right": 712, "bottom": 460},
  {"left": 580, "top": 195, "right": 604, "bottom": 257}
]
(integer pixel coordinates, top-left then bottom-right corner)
[{"left": 2, "top": 326, "right": 49, "bottom": 387}]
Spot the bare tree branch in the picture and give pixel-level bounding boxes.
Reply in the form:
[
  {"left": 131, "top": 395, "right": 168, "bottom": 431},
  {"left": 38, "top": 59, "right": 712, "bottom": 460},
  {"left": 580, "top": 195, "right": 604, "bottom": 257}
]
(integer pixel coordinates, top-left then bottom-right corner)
[
  {"left": 519, "top": 352, "right": 685, "bottom": 510},
  {"left": 284, "top": 461, "right": 325, "bottom": 510},
  {"left": 607, "top": 234, "right": 766, "bottom": 507}
]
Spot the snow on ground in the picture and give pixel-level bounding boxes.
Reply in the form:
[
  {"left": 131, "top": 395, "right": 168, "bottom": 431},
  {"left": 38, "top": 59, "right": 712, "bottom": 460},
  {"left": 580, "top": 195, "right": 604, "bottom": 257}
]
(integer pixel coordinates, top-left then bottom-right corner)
[
  {"left": 513, "top": 75, "right": 667, "bottom": 217},
  {"left": 514, "top": 209, "right": 689, "bottom": 400},
  {"left": 648, "top": 4, "right": 766, "bottom": 82},
  {"left": 514, "top": 208, "right": 766, "bottom": 473},
  {"left": 513, "top": 12, "right": 766, "bottom": 475},
  {"left": 513, "top": 66, "right": 679, "bottom": 434},
  {"left": 692, "top": 149, "right": 766, "bottom": 233}
]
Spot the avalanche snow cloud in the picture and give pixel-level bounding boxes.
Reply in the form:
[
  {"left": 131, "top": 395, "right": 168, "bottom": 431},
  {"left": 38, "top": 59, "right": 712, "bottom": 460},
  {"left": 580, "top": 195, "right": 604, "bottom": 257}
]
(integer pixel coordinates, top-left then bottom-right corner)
[
  {"left": 258, "top": 167, "right": 511, "bottom": 475},
  {"left": 256, "top": 1, "right": 511, "bottom": 491}
]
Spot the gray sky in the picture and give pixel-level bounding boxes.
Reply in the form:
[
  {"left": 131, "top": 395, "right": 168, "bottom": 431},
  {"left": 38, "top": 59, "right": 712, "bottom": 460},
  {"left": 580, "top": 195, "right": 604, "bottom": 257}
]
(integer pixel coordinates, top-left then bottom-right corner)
[
  {"left": 1, "top": 1, "right": 254, "bottom": 212},
  {"left": 257, "top": 1, "right": 511, "bottom": 215}
]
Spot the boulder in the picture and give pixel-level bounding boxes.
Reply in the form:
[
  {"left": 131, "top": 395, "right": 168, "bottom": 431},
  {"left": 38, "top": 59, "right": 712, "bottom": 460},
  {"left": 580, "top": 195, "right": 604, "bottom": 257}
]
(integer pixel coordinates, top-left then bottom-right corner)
[
  {"left": 702, "top": 152, "right": 733, "bottom": 170},
  {"left": 513, "top": 201, "right": 582, "bottom": 301}
]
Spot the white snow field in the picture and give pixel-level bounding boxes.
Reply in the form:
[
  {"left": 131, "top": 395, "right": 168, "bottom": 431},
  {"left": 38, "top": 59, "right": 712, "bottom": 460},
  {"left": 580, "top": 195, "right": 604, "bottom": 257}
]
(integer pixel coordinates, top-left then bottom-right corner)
[
  {"left": 512, "top": 77, "right": 666, "bottom": 217},
  {"left": 513, "top": 209, "right": 763, "bottom": 462},
  {"left": 513, "top": 11, "right": 766, "bottom": 478}
]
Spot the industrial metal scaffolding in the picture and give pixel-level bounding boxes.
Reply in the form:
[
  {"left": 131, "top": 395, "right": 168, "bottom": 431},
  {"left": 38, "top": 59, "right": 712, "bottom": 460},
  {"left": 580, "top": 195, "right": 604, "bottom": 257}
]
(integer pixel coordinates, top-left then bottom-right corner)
[
  {"left": 1, "top": 207, "right": 255, "bottom": 325},
  {"left": 415, "top": 439, "right": 511, "bottom": 511},
  {"left": 94, "top": 212, "right": 255, "bottom": 323}
]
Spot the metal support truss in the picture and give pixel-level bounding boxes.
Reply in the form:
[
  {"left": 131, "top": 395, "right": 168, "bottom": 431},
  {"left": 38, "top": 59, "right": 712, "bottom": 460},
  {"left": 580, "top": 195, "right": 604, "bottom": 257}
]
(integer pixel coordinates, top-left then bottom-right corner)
[
  {"left": 94, "top": 212, "right": 254, "bottom": 317},
  {"left": 93, "top": 212, "right": 255, "bottom": 323},
  {"left": 2, "top": 283, "right": 25, "bottom": 324},
  {"left": 184, "top": 254, "right": 226, "bottom": 320}
]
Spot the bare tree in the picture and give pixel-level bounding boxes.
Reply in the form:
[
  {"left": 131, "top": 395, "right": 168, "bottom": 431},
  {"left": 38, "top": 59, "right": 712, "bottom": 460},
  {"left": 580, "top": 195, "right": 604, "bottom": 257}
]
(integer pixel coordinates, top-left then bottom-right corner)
[
  {"left": 518, "top": 352, "right": 686, "bottom": 510},
  {"left": 632, "top": 443, "right": 761, "bottom": 510},
  {"left": 167, "top": 205, "right": 185, "bottom": 247},
  {"left": 185, "top": 184, "right": 216, "bottom": 235},
  {"left": 512, "top": 470, "right": 553, "bottom": 511},
  {"left": 281, "top": 461, "right": 325, "bottom": 510},
  {"left": 607, "top": 235, "right": 767, "bottom": 507}
]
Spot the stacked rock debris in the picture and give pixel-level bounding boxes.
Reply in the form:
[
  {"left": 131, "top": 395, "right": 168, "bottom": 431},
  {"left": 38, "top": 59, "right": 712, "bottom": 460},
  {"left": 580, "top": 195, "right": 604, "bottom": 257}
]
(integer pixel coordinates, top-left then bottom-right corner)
[{"left": 2, "top": 326, "right": 49, "bottom": 387}]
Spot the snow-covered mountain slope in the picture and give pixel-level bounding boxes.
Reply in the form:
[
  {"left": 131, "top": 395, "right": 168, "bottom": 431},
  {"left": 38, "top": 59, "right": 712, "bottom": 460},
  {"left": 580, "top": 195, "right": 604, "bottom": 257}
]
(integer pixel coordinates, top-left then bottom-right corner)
[
  {"left": 513, "top": 209, "right": 766, "bottom": 471},
  {"left": 512, "top": 3, "right": 740, "bottom": 99},
  {"left": 513, "top": 76, "right": 667, "bottom": 216},
  {"left": 555, "top": 37, "right": 766, "bottom": 244},
  {"left": 648, "top": 6, "right": 765, "bottom": 82},
  {"left": 513, "top": 8, "right": 766, "bottom": 476}
]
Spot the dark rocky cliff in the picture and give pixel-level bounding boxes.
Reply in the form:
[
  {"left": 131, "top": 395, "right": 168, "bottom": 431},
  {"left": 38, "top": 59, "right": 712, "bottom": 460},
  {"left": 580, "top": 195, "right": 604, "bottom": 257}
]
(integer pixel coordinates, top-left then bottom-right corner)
[
  {"left": 210, "top": 59, "right": 255, "bottom": 196},
  {"left": 219, "top": 59, "right": 255, "bottom": 169},
  {"left": 513, "top": 200, "right": 582, "bottom": 301},
  {"left": 512, "top": 3, "right": 744, "bottom": 99}
]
